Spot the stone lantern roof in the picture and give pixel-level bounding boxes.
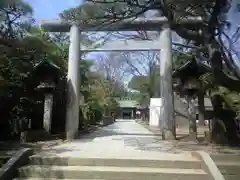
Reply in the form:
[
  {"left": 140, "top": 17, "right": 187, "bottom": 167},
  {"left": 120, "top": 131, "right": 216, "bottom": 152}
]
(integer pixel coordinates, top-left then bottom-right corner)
[
  {"left": 172, "top": 58, "right": 211, "bottom": 81},
  {"left": 172, "top": 58, "right": 211, "bottom": 96},
  {"left": 33, "top": 60, "right": 61, "bottom": 92},
  {"left": 34, "top": 60, "right": 60, "bottom": 80}
]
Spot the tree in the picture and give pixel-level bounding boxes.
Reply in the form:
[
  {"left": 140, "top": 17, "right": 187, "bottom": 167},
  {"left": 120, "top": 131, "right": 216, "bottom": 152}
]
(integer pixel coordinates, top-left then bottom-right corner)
[
  {"left": 94, "top": 52, "right": 128, "bottom": 97},
  {"left": 128, "top": 62, "right": 160, "bottom": 106},
  {"left": 0, "top": 0, "right": 34, "bottom": 39},
  {"left": 53, "top": 0, "right": 240, "bottom": 143},
  {"left": 79, "top": 60, "right": 120, "bottom": 126}
]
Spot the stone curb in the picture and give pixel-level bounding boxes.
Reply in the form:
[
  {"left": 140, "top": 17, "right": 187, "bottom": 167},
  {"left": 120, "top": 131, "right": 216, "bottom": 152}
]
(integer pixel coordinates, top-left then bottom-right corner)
[
  {"left": 191, "top": 151, "right": 225, "bottom": 180},
  {"left": 0, "top": 148, "right": 33, "bottom": 180}
]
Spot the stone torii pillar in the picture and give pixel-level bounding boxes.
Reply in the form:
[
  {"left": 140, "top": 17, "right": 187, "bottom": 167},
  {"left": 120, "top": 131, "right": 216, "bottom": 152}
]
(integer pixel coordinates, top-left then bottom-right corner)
[
  {"left": 159, "top": 24, "right": 175, "bottom": 140},
  {"left": 66, "top": 24, "right": 80, "bottom": 140}
]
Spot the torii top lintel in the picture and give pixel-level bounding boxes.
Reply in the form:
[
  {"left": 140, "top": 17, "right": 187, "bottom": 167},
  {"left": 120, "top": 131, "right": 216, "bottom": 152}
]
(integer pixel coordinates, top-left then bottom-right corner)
[{"left": 41, "top": 17, "right": 203, "bottom": 32}]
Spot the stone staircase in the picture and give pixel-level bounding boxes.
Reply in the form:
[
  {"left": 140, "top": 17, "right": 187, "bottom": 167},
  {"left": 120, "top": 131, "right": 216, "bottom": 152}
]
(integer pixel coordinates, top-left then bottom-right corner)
[
  {"left": 0, "top": 151, "right": 11, "bottom": 168},
  {"left": 13, "top": 152, "right": 214, "bottom": 180},
  {"left": 211, "top": 154, "right": 240, "bottom": 180}
]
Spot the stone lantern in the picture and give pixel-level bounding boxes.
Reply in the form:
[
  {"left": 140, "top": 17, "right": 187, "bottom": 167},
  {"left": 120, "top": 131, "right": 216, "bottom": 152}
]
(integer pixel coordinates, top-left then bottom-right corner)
[
  {"left": 183, "top": 78, "right": 200, "bottom": 139},
  {"left": 173, "top": 59, "right": 211, "bottom": 139},
  {"left": 34, "top": 60, "right": 60, "bottom": 134}
]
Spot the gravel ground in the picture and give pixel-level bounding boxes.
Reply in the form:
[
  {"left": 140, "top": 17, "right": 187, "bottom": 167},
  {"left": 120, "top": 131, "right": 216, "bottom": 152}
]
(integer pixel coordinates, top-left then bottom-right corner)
[
  {"left": 0, "top": 125, "right": 101, "bottom": 153},
  {"left": 136, "top": 119, "right": 240, "bottom": 154}
]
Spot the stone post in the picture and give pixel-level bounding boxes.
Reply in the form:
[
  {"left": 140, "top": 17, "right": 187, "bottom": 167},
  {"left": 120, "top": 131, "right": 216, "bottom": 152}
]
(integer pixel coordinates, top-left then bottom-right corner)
[
  {"left": 65, "top": 24, "right": 80, "bottom": 140},
  {"left": 197, "top": 90, "right": 205, "bottom": 126},
  {"left": 187, "top": 96, "right": 197, "bottom": 139},
  {"left": 159, "top": 24, "right": 175, "bottom": 140},
  {"left": 43, "top": 93, "right": 53, "bottom": 133}
]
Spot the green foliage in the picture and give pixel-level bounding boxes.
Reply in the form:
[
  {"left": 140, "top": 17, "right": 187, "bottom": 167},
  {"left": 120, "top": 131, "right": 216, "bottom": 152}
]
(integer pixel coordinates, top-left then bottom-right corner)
[
  {"left": 60, "top": 2, "right": 141, "bottom": 28},
  {"left": 128, "top": 76, "right": 149, "bottom": 92},
  {"left": 173, "top": 53, "right": 193, "bottom": 70},
  {"left": 199, "top": 73, "right": 214, "bottom": 90},
  {"left": 80, "top": 66, "right": 120, "bottom": 125}
]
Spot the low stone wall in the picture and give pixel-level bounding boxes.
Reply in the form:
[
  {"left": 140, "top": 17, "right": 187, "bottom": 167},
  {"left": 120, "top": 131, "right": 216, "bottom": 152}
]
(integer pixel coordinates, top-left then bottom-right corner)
[
  {"left": 0, "top": 148, "right": 33, "bottom": 180},
  {"left": 191, "top": 151, "right": 225, "bottom": 180},
  {"left": 101, "top": 116, "right": 114, "bottom": 126}
]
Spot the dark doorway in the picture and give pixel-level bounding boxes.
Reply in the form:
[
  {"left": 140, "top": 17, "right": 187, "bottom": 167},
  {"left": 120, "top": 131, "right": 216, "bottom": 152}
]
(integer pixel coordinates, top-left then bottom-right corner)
[{"left": 122, "top": 112, "right": 131, "bottom": 119}]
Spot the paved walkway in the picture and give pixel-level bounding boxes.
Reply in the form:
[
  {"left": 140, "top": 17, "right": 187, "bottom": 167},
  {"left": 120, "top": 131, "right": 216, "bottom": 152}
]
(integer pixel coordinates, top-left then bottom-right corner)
[
  {"left": 39, "top": 119, "right": 192, "bottom": 157},
  {"left": 37, "top": 120, "right": 240, "bottom": 157}
]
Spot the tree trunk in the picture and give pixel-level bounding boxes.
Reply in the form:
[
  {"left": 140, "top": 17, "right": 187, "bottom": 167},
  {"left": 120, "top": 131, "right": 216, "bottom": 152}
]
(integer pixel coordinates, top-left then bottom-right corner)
[
  {"left": 208, "top": 45, "right": 240, "bottom": 144},
  {"left": 210, "top": 95, "right": 226, "bottom": 144},
  {"left": 197, "top": 90, "right": 205, "bottom": 126},
  {"left": 210, "top": 96, "right": 240, "bottom": 145},
  {"left": 187, "top": 96, "right": 197, "bottom": 139}
]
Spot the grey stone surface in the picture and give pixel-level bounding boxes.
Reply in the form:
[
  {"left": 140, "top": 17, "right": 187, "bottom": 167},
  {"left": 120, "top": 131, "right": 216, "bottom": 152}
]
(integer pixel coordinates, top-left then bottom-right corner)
[
  {"left": 211, "top": 154, "right": 240, "bottom": 180},
  {"left": 18, "top": 165, "right": 210, "bottom": 180},
  {"left": 37, "top": 119, "right": 239, "bottom": 158},
  {"left": 16, "top": 121, "right": 217, "bottom": 180},
  {"left": 192, "top": 151, "right": 225, "bottom": 180},
  {"left": 38, "top": 120, "right": 196, "bottom": 156},
  {"left": 28, "top": 155, "right": 202, "bottom": 169},
  {"left": 101, "top": 116, "right": 114, "bottom": 126},
  {"left": 43, "top": 93, "right": 53, "bottom": 133},
  {"left": 0, "top": 148, "right": 33, "bottom": 180}
]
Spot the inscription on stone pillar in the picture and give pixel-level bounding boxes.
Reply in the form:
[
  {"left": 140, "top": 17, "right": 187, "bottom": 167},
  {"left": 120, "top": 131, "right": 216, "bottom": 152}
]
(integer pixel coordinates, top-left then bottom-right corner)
[
  {"left": 187, "top": 97, "right": 197, "bottom": 139},
  {"left": 43, "top": 93, "right": 53, "bottom": 133}
]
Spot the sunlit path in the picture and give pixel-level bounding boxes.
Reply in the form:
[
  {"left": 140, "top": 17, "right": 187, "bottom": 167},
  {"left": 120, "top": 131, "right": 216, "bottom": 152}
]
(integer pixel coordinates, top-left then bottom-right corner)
[{"left": 38, "top": 119, "right": 177, "bottom": 157}]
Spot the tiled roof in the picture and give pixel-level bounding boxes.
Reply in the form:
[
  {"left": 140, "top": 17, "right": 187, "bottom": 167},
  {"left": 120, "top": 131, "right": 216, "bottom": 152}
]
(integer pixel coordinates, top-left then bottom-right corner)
[{"left": 117, "top": 100, "right": 139, "bottom": 108}]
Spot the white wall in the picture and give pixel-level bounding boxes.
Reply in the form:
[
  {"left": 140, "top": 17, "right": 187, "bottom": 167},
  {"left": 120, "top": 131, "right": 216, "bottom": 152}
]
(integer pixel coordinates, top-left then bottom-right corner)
[{"left": 149, "top": 98, "right": 162, "bottom": 127}]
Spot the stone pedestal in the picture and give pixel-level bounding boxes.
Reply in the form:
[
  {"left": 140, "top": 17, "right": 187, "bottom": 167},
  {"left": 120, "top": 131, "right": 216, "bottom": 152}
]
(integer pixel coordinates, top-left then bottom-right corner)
[
  {"left": 187, "top": 97, "right": 197, "bottom": 139},
  {"left": 197, "top": 91, "right": 205, "bottom": 126},
  {"left": 43, "top": 93, "right": 53, "bottom": 133}
]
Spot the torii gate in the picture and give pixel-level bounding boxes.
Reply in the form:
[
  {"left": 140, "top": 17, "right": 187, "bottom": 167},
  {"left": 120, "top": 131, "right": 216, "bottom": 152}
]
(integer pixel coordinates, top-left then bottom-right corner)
[{"left": 41, "top": 16, "right": 202, "bottom": 140}]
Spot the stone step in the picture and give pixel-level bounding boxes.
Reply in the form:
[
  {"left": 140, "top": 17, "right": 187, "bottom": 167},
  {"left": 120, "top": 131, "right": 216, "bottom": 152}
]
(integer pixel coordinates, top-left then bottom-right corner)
[
  {"left": 220, "top": 174, "right": 239, "bottom": 180},
  {"left": 29, "top": 155, "right": 202, "bottom": 169},
  {"left": 215, "top": 161, "right": 240, "bottom": 175},
  {"left": 18, "top": 165, "right": 211, "bottom": 180},
  {"left": 211, "top": 154, "right": 240, "bottom": 162},
  {"left": 211, "top": 153, "right": 240, "bottom": 180}
]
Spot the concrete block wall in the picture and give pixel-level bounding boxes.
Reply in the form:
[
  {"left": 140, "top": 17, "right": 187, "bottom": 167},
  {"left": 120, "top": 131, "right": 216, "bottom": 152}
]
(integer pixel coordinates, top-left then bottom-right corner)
[{"left": 101, "top": 116, "right": 114, "bottom": 126}]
